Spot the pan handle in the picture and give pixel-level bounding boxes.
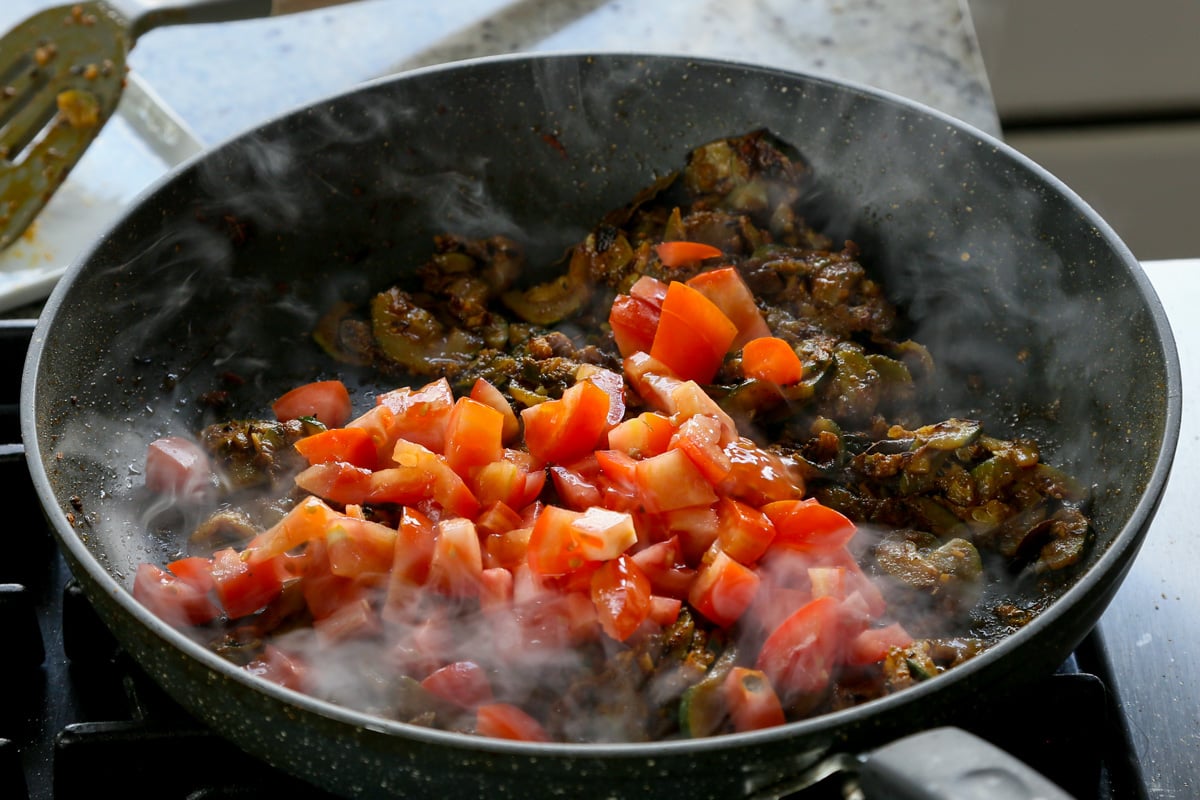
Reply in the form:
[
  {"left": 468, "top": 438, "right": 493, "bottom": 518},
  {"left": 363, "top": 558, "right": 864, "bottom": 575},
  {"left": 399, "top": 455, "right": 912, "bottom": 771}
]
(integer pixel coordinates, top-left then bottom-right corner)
[
  {"left": 851, "top": 727, "right": 1076, "bottom": 800},
  {"left": 103, "top": 0, "right": 362, "bottom": 41}
]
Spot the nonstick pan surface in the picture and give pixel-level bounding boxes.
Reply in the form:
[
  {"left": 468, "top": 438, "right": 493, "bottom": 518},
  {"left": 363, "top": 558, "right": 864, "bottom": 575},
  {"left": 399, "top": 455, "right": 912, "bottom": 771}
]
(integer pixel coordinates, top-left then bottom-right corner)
[{"left": 22, "top": 53, "right": 1180, "bottom": 798}]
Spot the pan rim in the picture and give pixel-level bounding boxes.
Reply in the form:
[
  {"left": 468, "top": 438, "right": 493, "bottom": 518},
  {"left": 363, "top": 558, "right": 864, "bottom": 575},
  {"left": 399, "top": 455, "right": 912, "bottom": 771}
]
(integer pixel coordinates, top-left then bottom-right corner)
[{"left": 19, "top": 49, "right": 1183, "bottom": 762}]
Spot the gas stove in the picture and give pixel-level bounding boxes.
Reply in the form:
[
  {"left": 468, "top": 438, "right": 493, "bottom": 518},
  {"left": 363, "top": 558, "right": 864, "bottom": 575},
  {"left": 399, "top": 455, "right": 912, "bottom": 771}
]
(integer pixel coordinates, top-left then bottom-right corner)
[{"left": 2, "top": 316, "right": 1158, "bottom": 799}]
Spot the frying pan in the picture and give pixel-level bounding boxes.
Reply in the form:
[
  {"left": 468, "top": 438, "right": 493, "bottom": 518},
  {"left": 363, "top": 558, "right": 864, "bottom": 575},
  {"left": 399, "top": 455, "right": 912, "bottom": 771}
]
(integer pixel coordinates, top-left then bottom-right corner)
[{"left": 21, "top": 53, "right": 1180, "bottom": 798}]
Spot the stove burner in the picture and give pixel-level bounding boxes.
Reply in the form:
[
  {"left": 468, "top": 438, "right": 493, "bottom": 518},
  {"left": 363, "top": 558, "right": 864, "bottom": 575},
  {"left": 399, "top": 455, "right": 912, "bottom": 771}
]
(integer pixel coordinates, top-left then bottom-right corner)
[{"left": 0, "top": 319, "right": 1147, "bottom": 799}]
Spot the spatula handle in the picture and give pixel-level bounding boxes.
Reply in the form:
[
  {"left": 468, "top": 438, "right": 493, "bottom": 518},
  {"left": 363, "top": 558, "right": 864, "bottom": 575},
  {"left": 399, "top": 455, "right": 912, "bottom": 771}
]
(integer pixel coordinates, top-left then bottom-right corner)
[{"left": 104, "top": 0, "right": 360, "bottom": 41}]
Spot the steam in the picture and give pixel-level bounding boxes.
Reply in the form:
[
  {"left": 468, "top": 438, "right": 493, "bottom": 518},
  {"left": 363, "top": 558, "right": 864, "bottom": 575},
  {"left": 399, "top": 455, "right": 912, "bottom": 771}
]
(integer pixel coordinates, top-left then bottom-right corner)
[{"left": 38, "top": 54, "right": 1161, "bottom": 742}]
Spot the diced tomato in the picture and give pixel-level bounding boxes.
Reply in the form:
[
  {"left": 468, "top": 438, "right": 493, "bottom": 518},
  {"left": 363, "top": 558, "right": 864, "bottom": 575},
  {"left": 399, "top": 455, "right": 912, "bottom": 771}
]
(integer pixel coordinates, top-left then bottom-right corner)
[
  {"left": 167, "top": 556, "right": 216, "bottom": 594},
  {"left": 246, "top": 495, "right": 343, "bottom": 562},
  {"left": 272, "top": 380, "right": 352, "bottom": 428},
  {"left": 686, "top": 266, "right": 772, "bottom": 349},
  {"left": 670, "top": 414, "right": 732, "bottom": 484},
  {"left": 719, "top": 438, "right": 804, "bottom": 506},
  {"left": 660, "top": 506, "right": 721, "bottom": 564},
  {"left": 475, "top": 500, "right": 524, "bottom": 536},
  {"left": 427, "top": 517, "right": 483, "bottom": 597},
  {"left": 245, "top": 644, "right": 307, "bottom": 691},
  {"left": 478, "top": 566, "right": 515, "bottom": 611},
  {"left": 421, "top": 661, "right": 495, "bottom": 708},
  {"left": 549, "top": 460, "right": 603, "bottom": 511},
  {"left": 654, "top": 240, "right": 723, "bottom": 268},
  {"left": 647, "top": 594, "right": 682, "bottom": 626},
  {"left": 846, "top": 622, "right": 914, "bottom": 666},
  {"left": 723, "top": 667, "right": 786, "bottom": 732},
  {"left": 635, "top": 448, "right": 718, "bottom": 513},
  {"left": 716, "top": 497, "right": 777, "bottom": 565},
  {"left": 391, "top": 440, "right": 480, "bottom": 518},
  {"left": 144, "top": 436, "right": 213, "bottom": 501},
  {"left": 593, "top": 449, "right": 639, "bottom": 489},
  {"left": 473, "top": 453, "right": 545, "bottom": 511},
  {"left": 622, "top": 351, "right": 683, "bottom": 413},
  {"left": 606, "top": 411, "right": 675, "bottom": 458},
  {"left": 629, "top": 274, "right": 669, "bottom": 306},
  {"left": 376, "top": 378, "right": 455, "bottom": 453},
  {"left": 522, "top": 379, "right": 612, "bottom": 466},
  {"left": 443, "top": 396, "right": 505, "bottom": 479},
  {"left": 576, "top": 365, "right": 626, "bottom": 426},
  {"left": 571, "top": 507, "right": 637, "bottom": 561},
  {"left": 650, "top": 281, "right": 738, "bottom": 384},
  {"left": 475, "top": 703, "right": 549, "bottom": 742},
  {"left": 294, "top": 461, "right": 375, "bottom": 506},
  {"left": 762, "top": 499, "right": 857, "bottom": 553},
  {"left": 133, "top": 562, "right": 220, "bottom": 627},
  {"left": 741, "top": 336, "right": 805, "bottom": 385},
  {"left": 294, "top": 426, "right": 377, "bottom": 470},
  {"left": 807, "top": 566, "right": 847, "bottom": 600},
  {"left": 344, "top": 404, "right": 398, "bottom": 466},
  {"left": 609, "top": 293, "right": 662, "bottom": 358},
  {"left": 314, "top": 594, "right": 380, "bottom": 643},
  {"left": 526, "top": 505, "right": 587, "bottom": 576},
  {"left": 688, "top": 549, "right": 760, "bottom": 627},
  {"left": 483, "top": 526, "right": 533, "bottom": 571},
  {"left": 668, "top": 381, "right": 738, "bottom": 443},
  {"left": 590, "top": 554, "right": 652, "bottom": 642},
  {"left": 210, "top": 547, "right": 285, "bottom": 619},
  {"left": 325, "top": 517, "right": 397, "bottom": 578},
  {"left": 755, "top": 595, "right": 843, "bottom": 698},
  {"left": 630, "top": 536, "right": 695, "bottom": 599},
  {"left": 469, "top": 378, "right": 520, "bottom": 444}
]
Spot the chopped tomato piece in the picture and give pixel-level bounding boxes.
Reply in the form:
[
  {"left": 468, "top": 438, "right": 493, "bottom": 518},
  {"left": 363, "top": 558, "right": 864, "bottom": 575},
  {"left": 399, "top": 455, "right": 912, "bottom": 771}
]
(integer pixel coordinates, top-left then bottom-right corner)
[
  {"left": 167, "top": 556, "right": 217, "bottom": 595},
  {"left": 630, "top": 536, "right": 695, "bottom": 599},
  {"left": 245, "top": 645, "right": 307, "bottom": 691},
  {"left": 314, "top": 595, "right": 380, "bottom": 643},
  {"left": 210, "top": 547, "right": 285, "bottom": 619},
  {"left": 144, "top": 436, "right": 213, "bottom": 501},
  {"left": 686, "top": 266, "right": 772, "bottom": 348},
  {"left": 272, "top": 380, "right": 352, "bottom": 428},
  {"left": 755, "top": 595, "right": 843, "bottom": 698},
  {"left": 689, "top": 549, "right": 760, "bottom": 627},
  {"left": 484, "top": 526, "right": 533, "bottom": 571},
  {"left": 723, "top": 667, "right": 786, "bottom": 732},
  {"left": 526, "top": 505, "right": 587, "bottom": 576},
  {"left": 654, "top": 240, "right": 723, "bottom": 268},
  {"left": 669, "top": 381, "right": 738, "bottom": 442},
  {"left": 742, "top": 336, "right": 805, "bottom": 385},
  {"left": 571, "top": 507, "right": 637, "bottom": 561},
  {"left": 635, "top": 448, "right": 718, "bottom": 513},
  {"left": 629, "top": 274, "right": 669, "bottom": 306},
  {"left": 421, "top": 661, "right": 495, "bottom": 708},
  {"left": 576, "top": 365, "right": 626, "bottom": 426},
  {"left": 716, "top": 497, "right": 777, "bottom": 565},
  {"left": 609, "top": 293, "right": 662, "bottom": 358},
  {"left": 762, "top": 499, "right": 857, "bottom": 553},
  {"left": 344, "top": 404, "right": 398, "bottom": 465},
  {"left": 606, "top": 411, "right": 675, "bottom": 458},
  {"left": 134, "top": 563, "right": 220, "bottom": 627},
  {"left": 294, "top": 427, "right": 378, "bottom": 470},
  {"left": 325, "top": 518, "right": 397, "bottom": 578},
  {"left": 549, "top": 460, "right": 603, "bottom": 511},
  {"left": 246, "top": 495, "right": 342, "bottom": 562},
  {"left": 475, "top": 703, "right": 549, "bottom": 742},
  {"left": 391, "top": 440, "right": 479, "bottom": 518},
  {"left": 719, "top": 438, "right": 804, "bottom": 506},
  {"left": 427, "top": 517, "right": 483, "bottom": 597},
  {"left": 590, "top": 554, "right": 652, "bottom": 642},
  {"left": 469, "top": 378, "right": 520, "bottom": 444},
  {"left": 478, "top": 566, "right": 515, "bottom": 611},
  {"left": 444, "top": 396, "right": 505, "bottom": 479},
  {"left": 846, "top": 622, "right": 914, "bottom": 666},
  {"left": 294, "top": 461, "right": 374, "bottom": 506},
  {"left": 650, "top": 281, "right": 738, "bottom": 384},
  {"left": 670, "top": 414, "right": 733, "bottom": 484},
  {"left": 522, "top": 379, "right": 612, "bottom": 466},
  {"left": 376, "top": 378, "right": 455, "bottom": 453},
  {"left": 647, "top": 594, "right": 683, "bottom": 626}
]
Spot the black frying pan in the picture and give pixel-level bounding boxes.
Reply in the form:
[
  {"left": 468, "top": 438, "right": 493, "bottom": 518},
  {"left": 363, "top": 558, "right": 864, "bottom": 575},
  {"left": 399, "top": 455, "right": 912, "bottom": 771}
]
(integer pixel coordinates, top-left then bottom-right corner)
[{"left": 21, "top": 53, "right": 1180, "bottom": 798}]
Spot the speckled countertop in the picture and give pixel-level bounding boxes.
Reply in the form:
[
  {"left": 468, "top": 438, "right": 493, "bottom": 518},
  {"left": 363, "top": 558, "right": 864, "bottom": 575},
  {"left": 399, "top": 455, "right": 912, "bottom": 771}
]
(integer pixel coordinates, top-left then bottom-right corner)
[
  {"left": 127, "top": 0, "right": 1000, "bottom": 145},
  {"left": 0, "top": 0, "right": 997, "bottom": 315}
]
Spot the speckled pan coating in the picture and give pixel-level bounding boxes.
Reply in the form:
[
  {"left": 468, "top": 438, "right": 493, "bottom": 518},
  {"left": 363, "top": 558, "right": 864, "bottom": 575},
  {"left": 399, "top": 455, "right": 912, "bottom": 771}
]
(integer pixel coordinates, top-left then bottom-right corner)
[{"left": 21, "top": 53, "right": 1180, "bottom": 799}]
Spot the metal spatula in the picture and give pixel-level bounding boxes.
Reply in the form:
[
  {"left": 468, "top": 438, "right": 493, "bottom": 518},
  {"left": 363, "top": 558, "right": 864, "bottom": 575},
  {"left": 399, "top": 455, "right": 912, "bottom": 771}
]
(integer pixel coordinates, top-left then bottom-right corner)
[{"left": 0, "top": 0, "right": 357, "bottom": 250}]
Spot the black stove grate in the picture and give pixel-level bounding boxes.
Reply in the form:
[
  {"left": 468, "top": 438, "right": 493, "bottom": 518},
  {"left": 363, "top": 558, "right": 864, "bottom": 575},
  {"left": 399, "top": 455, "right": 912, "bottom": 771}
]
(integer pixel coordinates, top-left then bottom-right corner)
[{"left": 1, "top": 318, "right": 1146, "bottom": 799}]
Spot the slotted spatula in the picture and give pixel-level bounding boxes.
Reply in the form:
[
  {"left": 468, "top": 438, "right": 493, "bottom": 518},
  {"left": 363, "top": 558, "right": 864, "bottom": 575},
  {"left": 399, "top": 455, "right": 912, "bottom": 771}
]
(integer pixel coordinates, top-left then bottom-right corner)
[{"left": 0, "top": 0, "right": 357, "bottom": 250}]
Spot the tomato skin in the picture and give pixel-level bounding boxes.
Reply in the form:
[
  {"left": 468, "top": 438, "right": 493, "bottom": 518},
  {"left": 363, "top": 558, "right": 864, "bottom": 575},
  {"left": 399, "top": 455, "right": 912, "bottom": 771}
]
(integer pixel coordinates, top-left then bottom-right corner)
[
  {"left": 293, "top": 427, "right": 378, "bottom": 470},
  {"left": 688, "top": 549, "right": 760, "bottom": 627},
  {"left": 272, "top": 380, "right": 352, "bottom": 428},
  {"left": 654, "top": 240, "right": 723, "bottom": 268},
  {"left": 742, "top": 336, "right": 805, "bottom": 385},
  {"left": 609, "top": 293, "right": 662, "bottom": 358},
  {"left": 421, "top": 661, "right": 495, "bottom": 708},
  {"left": 522, "top": 380, "right": 612, "bottom": 466},
  {"left": 144, "top": 436, "right": 213, "bottom": 501},
  {"left": 210, "top": 547, "right": 285, "bottom": 619},
  {"left": 134, "top": 563, "right": 220, "bottom": 627},
  {"left": 469, "top": 378, "right": 520, "bottom": 444},
  {"left": 723, "top": 667, "right": 786, "bottom": 732},
  {"left": 846, "top": 622, "right": 913, "bottom": 666},
  {"left": 686, "top": 266, "right": 772, "bottom": 349},
  {"left": 475, "top": 703, "right": 550, "bottom": 742},
  {"left": 762, "top": 499, "right": 856, "bottom": 553},
  {"left": 650, "top": 281, "right": 738, "bottom": 384},
  {"left": 755, "top": 595, "right": 843, "bottom": 698},
  {"left": 719, "top": 438, "right": 804, "bottom": 506},
  {"left": 716, "top": 497, "right": 777, "bottom": 565},
  {"left": 590, "top": 555, "right": 652, "bottom": 642}
]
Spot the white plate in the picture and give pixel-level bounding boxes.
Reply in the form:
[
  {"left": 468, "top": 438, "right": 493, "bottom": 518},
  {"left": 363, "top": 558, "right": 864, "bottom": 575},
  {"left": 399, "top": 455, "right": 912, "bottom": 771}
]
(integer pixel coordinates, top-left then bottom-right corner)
[{"left": 0, "top": 74, "right": 204, "bottom": 314}]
